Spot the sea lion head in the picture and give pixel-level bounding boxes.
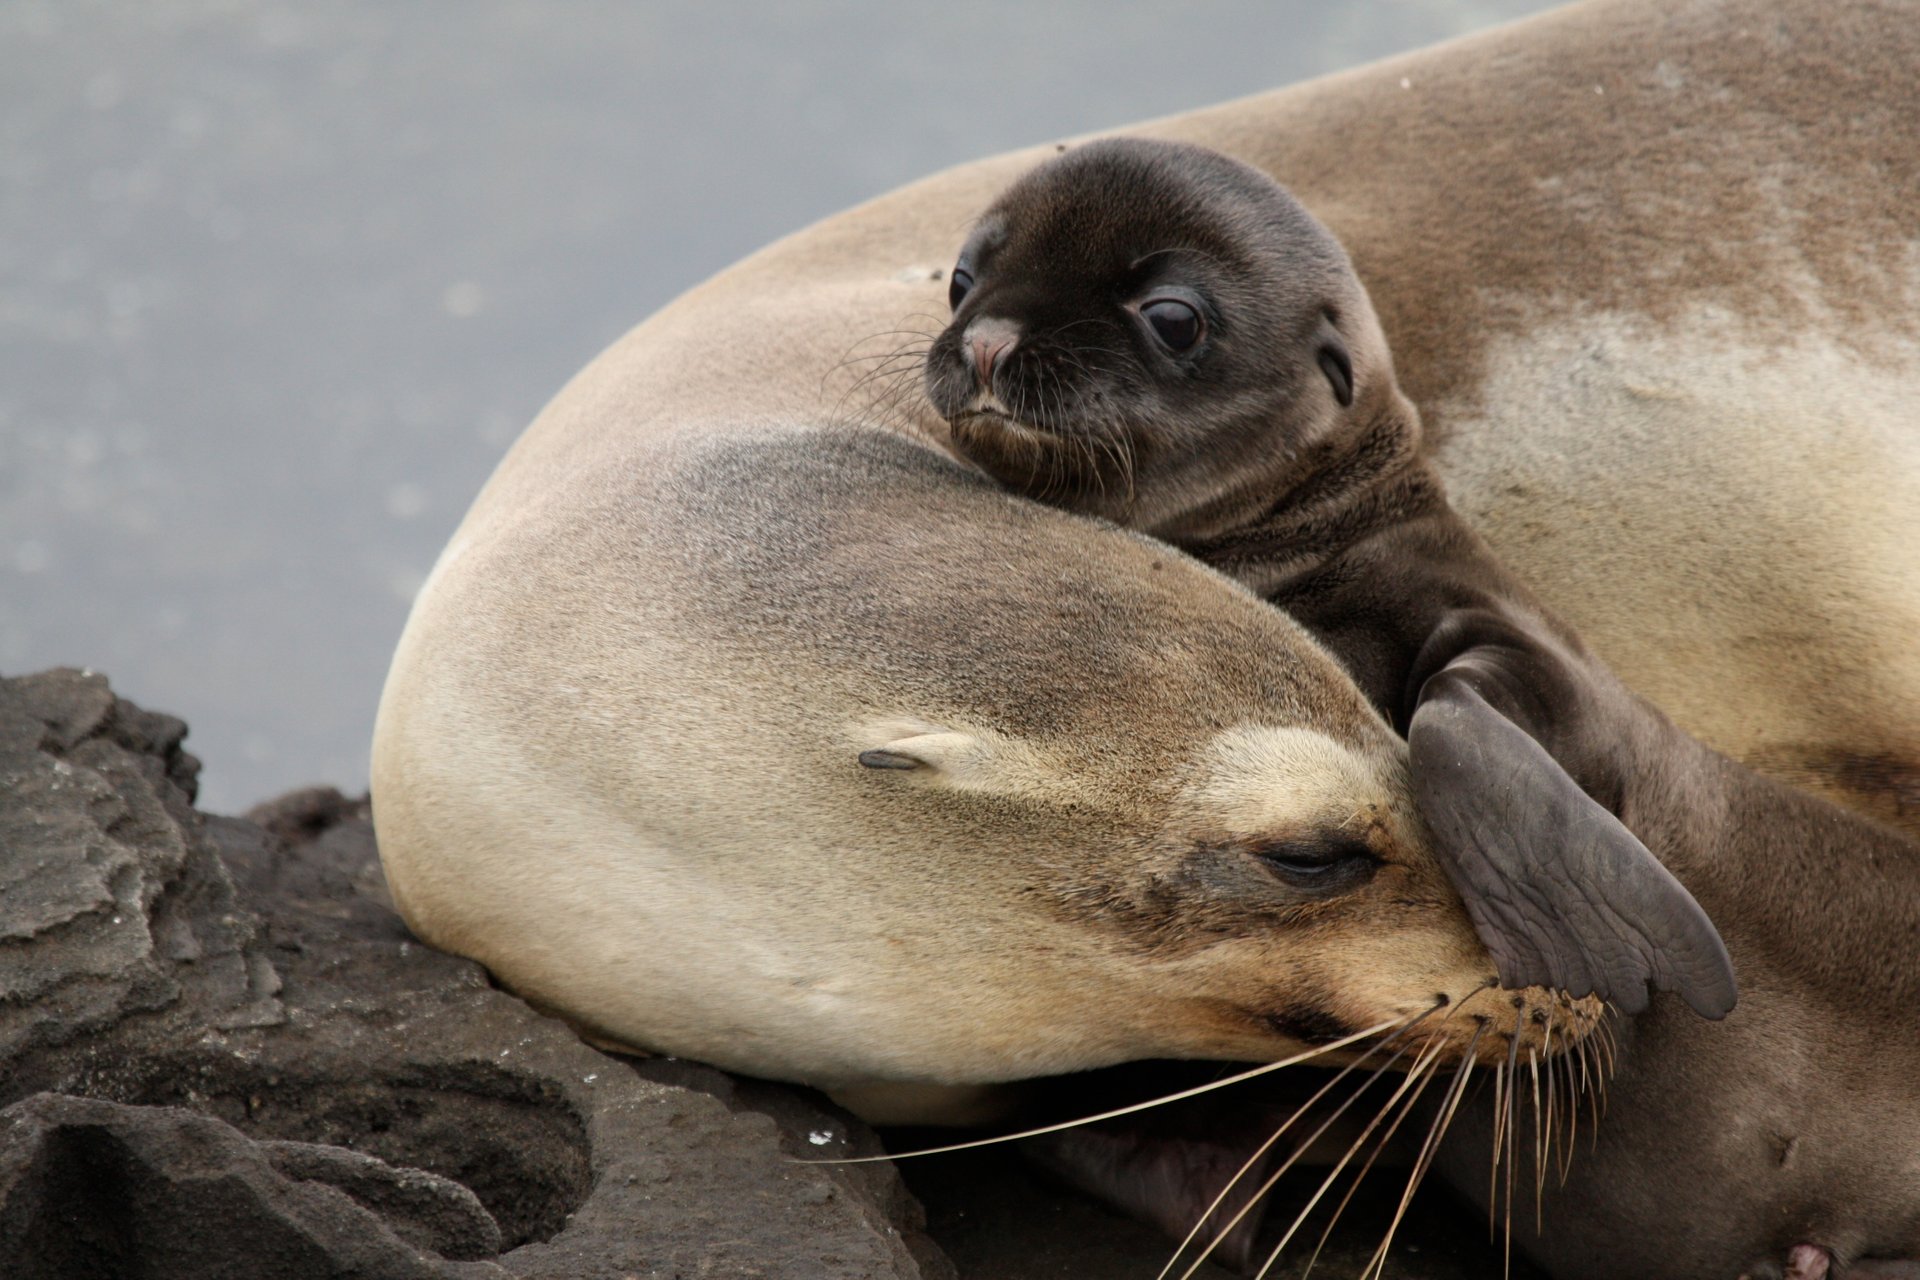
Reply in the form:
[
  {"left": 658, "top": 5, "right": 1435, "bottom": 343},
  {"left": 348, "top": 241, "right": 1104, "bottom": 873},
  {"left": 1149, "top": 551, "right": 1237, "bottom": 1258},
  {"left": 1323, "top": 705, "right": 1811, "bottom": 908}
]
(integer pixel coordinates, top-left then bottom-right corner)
[
  {"left": 925, "top": 136, "right": 1409, "bottom": 539},
  {"left": 374, "top": 428, "right": 1599, "bottom": 1111}
]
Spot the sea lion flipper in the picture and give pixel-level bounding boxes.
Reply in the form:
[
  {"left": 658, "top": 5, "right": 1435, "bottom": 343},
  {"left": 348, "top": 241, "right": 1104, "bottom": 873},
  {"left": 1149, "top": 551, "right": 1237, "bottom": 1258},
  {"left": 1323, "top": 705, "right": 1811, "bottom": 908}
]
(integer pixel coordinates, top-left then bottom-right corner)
[{"left": 1408, "top": 676, "right": 1738, "bottom": 1020}]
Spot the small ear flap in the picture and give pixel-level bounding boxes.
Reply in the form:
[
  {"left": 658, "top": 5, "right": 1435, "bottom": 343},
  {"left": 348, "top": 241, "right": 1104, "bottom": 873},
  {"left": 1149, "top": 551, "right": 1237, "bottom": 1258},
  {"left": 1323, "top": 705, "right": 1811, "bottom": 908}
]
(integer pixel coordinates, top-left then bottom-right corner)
[
  {"left": 858, "top": 730, "right": 985, "bottom": 775},
  {"left": 1408, "top": 673, "right": 1737, "bottom": 1019},
  {"left": 856, "top": 720, "right": 1059, "bottom": 800},
  {"left": 1316, "top": 318, "right": 1354, "bottom": 408}
]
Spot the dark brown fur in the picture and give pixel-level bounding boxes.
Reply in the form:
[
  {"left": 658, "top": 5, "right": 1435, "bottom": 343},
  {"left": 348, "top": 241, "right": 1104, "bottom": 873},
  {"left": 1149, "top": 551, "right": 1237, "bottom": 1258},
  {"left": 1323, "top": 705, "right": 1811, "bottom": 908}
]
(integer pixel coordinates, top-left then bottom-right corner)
[{"left": 926, "top": 137, "right": 1371, "bottom": 541}]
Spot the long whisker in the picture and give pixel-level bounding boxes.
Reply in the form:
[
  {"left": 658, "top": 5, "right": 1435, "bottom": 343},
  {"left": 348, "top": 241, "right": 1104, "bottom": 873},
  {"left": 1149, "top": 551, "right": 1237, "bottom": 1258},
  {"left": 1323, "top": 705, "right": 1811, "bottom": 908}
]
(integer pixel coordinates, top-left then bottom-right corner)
[
  {"left": 835, "top": 366, "right": 929, "bottom": 429},
  {"left": 800, "top": 1017, "right": 1413, "bottom": 1165},
  {"left": 1578, "top": 1035, "right": 1596, "bottom": 1153},
  {"left": 821, "top": 330, "right": 937, "bottom": 391},
  {"left": 1488, "top": 1058, "right": 1505, "bottom": 1241},
  {"left": 1251, "top": 1036, "right": 1443, "bottom": 1280},
  {"left": 821, "top": 329, "right": 935, "bottom": 375},
  {"left": 1296, "top": 1037, "right": 1458, "bottom": 1279},
  {"left": 1558, "top": 1043, "right": 1579, "bottom": 1185},
  {"left": 1158, "top": 1024, "right": 1430, "bottom": 1280},
  {"left": 1529, "top": 1046, "right": 1546, "bottom": 1235},
  {"left": 1542, "top": 1019, "right": 1560, "bottom": 1196},
  {"left": 1501, "top": 1030, "right": 1522, "bottom": 1280},
  {"left": 1256, "top": 994, "right": 1473, "bottom": 1280},
  {"left": 1592, "top": 1019, "right": 1613, "bottom": 1136},
  {"left": 825, "top": 338, "right": 938, "bottom": 429},
  {"left": 1569, "top": 1036, "right": 1587, "bottom": 1159},
  {"left": 1360, "top": 1022, "right": 1487, "bottom": 1280},
  {"left": 830, "top": 346, "right": 932, "bottom": 402}
]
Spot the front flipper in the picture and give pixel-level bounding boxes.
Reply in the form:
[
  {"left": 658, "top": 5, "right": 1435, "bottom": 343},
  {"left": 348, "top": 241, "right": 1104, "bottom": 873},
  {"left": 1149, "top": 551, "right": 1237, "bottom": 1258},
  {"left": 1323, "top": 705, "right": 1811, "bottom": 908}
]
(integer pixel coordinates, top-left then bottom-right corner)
[{"left": 1409, "top": 672, "right": 1737, "bottom": 1018}]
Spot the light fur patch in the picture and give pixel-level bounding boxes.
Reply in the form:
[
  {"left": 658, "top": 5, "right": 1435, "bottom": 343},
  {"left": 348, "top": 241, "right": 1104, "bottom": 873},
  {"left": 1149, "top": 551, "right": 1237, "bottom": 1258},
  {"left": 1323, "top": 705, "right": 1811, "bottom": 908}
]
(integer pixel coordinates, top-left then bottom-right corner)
[
  {"left": 1185, "top": 724, "right": 1402, "bottom": 837},
  {"left": 852, "top": 717, "right": 1067, "bottom": 799},
  {"left": 1432, "top": 304, "right": 1920, "bottom": 776}
]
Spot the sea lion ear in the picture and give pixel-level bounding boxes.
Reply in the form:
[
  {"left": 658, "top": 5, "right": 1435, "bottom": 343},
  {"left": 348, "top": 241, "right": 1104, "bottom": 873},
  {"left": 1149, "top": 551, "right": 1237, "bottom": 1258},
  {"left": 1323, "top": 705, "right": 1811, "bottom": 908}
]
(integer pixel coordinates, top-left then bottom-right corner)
[
  {"left": 858, "top": 731, "right": 982, "bottom": 773},
  {"left": 856, "top": 720, "right": 1042, "bottom": 795},
  {"left": 1316, "top": 323, "right": 1354, "bottom": 407},
  {"left": 1407, "top": 671, "right": 1738, "bottom": 1019}
]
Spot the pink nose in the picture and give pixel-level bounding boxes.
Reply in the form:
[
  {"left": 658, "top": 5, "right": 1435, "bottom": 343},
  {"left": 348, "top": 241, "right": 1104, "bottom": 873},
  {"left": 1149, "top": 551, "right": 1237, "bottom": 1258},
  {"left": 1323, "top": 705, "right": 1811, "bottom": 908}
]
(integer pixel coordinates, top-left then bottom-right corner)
[{"left": 965, "top": 320, "right": 1019, "bottom": 388}]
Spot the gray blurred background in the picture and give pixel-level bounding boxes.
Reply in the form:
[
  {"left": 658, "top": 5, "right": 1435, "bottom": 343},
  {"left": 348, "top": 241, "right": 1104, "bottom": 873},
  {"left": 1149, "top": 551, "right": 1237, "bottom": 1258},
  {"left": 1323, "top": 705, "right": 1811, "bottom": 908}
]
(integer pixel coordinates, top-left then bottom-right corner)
[{"left": 1, "top": 0, "right": 1558, "bottom": 813}]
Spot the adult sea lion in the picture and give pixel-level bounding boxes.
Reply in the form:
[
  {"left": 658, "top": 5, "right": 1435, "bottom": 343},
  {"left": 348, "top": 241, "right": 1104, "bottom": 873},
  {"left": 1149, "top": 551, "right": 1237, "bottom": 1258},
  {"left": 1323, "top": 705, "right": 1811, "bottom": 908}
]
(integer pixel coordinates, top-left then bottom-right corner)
[
  {"left": 372, "top": 0, "right": 1918, "bottom": 1112},
  {"left": 374, "top": 422, "right": 1590, "bottom": 1099},
  {"left": 931, "top": 137, "right": 1920, "bottom": 1279}
]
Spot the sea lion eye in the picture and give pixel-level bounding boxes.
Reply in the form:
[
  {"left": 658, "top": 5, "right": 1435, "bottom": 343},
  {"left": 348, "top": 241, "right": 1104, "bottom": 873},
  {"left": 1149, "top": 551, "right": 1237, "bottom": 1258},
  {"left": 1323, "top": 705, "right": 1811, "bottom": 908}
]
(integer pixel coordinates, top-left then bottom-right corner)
[
  {"left": 1141, "top": 298, "right": 1203, "bottom": 352},
  {"left": 1253, "top": 836, "right": 1379, "bottom": 893},
  {"left": 948, "top": 267, "right": 975, "bottom": 312}
]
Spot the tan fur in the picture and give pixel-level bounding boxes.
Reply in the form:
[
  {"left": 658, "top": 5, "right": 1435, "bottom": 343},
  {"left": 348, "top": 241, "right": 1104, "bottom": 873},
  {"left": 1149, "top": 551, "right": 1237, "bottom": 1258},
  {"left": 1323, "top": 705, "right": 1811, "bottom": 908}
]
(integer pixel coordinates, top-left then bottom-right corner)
[
  {"left": 374, "top": 0, "right": 1917, "bottom": 1107},
  {"left": 1168, "top": 0, "right": 1920, "bottom": 822},
  {"left": 376, "top": 427, "right": 1557, "bottom": 1095}
]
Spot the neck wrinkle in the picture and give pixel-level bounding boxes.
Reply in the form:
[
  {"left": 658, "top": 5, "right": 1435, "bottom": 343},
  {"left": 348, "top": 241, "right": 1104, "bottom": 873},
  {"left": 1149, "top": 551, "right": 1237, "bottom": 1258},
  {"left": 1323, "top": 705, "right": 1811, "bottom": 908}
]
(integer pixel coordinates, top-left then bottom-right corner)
[{"left": 1175, "top": 401, "right": 1434, "bottom": 598}]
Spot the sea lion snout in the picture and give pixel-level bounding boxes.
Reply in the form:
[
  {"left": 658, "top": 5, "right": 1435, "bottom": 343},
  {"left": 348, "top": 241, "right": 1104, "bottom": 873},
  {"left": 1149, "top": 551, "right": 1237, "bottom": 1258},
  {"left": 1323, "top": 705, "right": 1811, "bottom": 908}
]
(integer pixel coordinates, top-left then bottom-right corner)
[{"left": 964, "top": 316, "right": 1019, "bottom": 388}]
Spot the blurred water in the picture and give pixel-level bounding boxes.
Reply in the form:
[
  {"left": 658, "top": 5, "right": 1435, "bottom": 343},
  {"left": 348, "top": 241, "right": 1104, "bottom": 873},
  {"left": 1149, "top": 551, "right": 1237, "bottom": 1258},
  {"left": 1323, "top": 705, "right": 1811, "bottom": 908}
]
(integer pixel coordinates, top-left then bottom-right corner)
[{"left": 0, "top": 0, "right": 1558, "bottom": 812}]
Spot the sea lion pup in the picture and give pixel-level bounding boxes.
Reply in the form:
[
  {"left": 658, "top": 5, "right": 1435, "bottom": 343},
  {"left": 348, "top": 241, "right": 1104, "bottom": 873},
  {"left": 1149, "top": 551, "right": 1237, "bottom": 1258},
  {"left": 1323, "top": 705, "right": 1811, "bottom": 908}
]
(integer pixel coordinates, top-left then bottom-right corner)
[
  {"left": 928, "top": 136, "right": 1737, "bottom": 1021},
  {"left": 927, "top": 138, "right": 1920, "bottom": 1279}
]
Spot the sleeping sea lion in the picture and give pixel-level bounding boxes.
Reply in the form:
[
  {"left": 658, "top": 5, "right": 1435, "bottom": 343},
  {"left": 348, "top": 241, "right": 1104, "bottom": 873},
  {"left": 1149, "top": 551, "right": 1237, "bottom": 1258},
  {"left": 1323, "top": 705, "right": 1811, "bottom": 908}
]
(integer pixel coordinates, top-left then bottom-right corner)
[{"left": 373, "top": 422, "right": 1590, "bottom": 1104}]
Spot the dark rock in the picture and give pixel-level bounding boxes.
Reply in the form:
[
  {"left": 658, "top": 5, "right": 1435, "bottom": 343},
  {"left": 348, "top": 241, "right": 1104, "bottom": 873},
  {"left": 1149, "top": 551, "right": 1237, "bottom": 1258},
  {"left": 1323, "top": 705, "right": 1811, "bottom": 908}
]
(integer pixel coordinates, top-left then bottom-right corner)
[
  {"left": 0, "top": 668, "right": 950, "bottom": 1278},
  {"left": 0, "top": 668, "right": 280, "bottom": 1075},
  {"left": 0, "top": 1093, "right": 504, "bottom": 1280},
  {"left": 258, "top": 1138, "right": 503, "bottom": 1261}
]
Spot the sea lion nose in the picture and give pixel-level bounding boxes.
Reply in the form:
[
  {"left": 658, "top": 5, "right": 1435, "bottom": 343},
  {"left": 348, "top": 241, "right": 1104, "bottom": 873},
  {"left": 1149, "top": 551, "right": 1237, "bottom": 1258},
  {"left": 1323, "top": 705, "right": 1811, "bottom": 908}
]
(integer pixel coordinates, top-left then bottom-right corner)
[{"left": 965, "top": 318, "right": 1020, "bottom": 388}]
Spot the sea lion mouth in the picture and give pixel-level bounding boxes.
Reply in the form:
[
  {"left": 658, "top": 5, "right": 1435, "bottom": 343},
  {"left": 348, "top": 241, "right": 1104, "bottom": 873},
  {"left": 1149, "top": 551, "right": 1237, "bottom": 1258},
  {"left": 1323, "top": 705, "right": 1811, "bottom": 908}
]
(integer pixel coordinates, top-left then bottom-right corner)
[
  {"left": 943, "top": 403, "right": 1138, "bottom": 510},
  {"left": 1263, "top": 1005, "right": 1353, "bottom": 1047},
  {"left": 950, "top": 404, "right": 1047, "bottom": 436},
  {"left": 947, "top": 407, "right": 1067, "bottom": 463}
]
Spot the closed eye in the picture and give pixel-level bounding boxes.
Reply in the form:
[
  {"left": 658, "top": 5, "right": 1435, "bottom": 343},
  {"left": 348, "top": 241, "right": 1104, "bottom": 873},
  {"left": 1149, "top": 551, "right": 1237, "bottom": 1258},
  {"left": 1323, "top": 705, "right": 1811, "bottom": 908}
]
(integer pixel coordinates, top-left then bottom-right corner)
[{"left": 1251, "top": 835, "right": 1381, "bottom": 894}]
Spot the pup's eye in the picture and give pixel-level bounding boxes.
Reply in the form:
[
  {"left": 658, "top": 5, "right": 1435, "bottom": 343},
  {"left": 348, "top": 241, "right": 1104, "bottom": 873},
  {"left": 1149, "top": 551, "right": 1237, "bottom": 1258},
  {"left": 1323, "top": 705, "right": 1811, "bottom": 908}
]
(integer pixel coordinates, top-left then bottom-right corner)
[
  {"left": 948, "top": 267, "right": 975, "bottom": 312},
  {"left": 1252, "top": 836, "right": 1380, "bottom": 891},
  {"left": 1141, "top": 298, "right": 1203, "bottom": 352}
]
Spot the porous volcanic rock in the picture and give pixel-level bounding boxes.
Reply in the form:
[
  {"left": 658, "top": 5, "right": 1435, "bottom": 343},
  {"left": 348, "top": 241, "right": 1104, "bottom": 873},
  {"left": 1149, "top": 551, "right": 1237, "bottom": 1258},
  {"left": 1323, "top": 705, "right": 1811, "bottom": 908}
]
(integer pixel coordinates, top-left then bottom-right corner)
[{"left": 0, "top": 668, "right": 949, "bottom": 1279}]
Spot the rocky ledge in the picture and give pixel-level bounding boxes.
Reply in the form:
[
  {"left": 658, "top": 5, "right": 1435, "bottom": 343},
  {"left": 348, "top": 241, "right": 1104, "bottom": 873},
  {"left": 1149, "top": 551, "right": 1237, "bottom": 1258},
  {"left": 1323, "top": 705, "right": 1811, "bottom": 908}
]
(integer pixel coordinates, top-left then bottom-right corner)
[
  {"left": 0, "top": 669, "right": 946, "bottom": 1279},
  {"left": 0, "top": 669, "right": 1514, "bottom": 1279}
]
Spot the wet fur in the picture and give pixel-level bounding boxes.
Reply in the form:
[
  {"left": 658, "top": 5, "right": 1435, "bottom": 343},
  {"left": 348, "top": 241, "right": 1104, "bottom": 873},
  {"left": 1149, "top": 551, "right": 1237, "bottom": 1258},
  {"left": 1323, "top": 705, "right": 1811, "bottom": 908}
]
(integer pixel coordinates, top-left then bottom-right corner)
[{"left": 925, "top": 139, "right": 1371, "bottom": 541}]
